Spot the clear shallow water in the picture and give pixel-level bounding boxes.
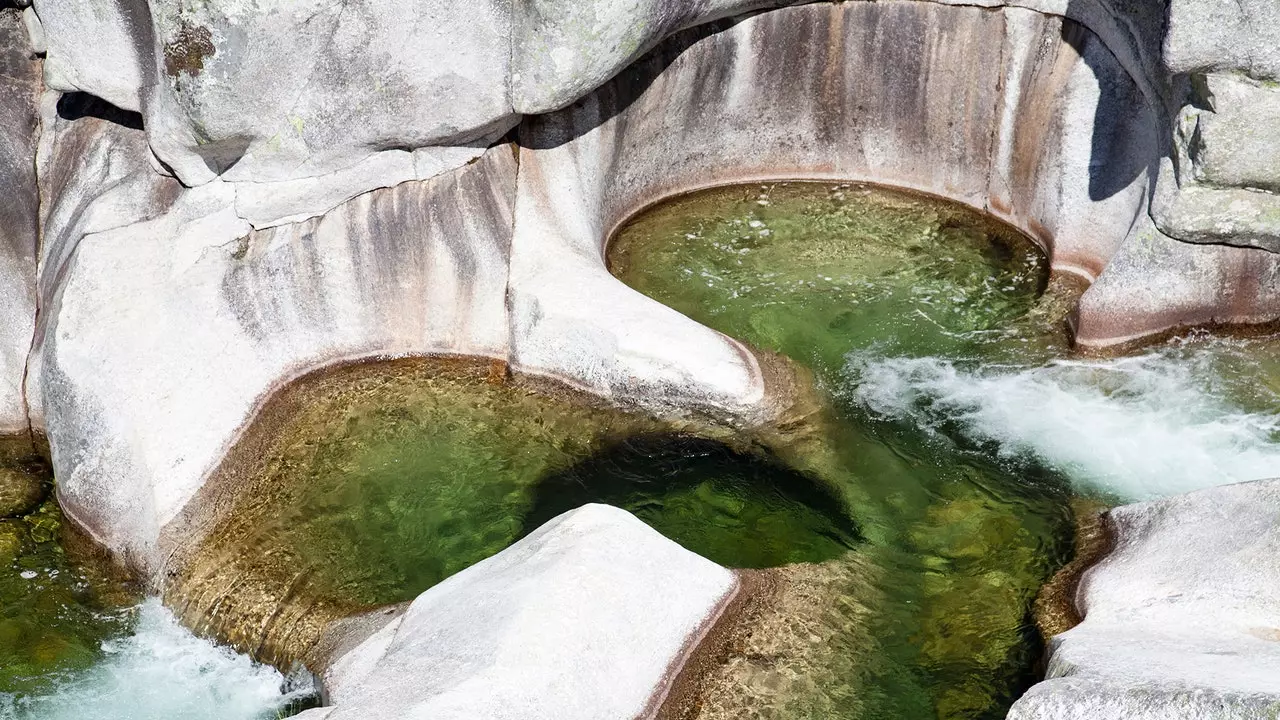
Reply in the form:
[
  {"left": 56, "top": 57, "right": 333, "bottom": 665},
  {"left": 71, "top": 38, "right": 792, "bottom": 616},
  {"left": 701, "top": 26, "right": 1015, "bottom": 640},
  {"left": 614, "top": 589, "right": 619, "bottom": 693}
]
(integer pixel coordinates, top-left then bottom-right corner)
[
  {"left": 169, "top": 361, "right": 864, "bottom": 665},
  {"left": 611, "top": 182, "right": 1076, "bottom": 718}
]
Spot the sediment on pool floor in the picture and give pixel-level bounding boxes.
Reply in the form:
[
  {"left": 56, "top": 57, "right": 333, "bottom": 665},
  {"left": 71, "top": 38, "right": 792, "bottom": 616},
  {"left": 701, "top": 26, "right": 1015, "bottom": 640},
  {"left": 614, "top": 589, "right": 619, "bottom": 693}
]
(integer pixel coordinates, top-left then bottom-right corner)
[{"left": 157, "top": 355, "right": 861, "bottom": 668}]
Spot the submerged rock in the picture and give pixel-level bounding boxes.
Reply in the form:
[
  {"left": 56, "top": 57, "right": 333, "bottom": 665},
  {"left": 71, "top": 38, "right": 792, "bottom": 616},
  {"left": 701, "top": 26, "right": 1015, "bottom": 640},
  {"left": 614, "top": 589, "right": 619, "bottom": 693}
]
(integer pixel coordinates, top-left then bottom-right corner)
[
  {"left": 296, "top": 504, "right": 737, "bottom": 720},
  {"left": 1010, "top": 478, "right": 1280, "bottom": 719},
  {"left": 0, "top": 467, "right": 45, "bottom": 518},
  {"left": 0, "top": 521, "right": 25, "bottom": 564}
]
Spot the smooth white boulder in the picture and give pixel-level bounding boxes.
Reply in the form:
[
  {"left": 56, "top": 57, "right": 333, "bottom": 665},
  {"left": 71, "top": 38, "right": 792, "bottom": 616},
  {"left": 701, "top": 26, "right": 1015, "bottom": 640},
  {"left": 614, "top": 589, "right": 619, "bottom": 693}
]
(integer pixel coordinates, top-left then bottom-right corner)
[
  {"left": 1009, "top": 479, "right": 1280, "bottom": 719},
  {"left": 295, "top": 504, "right": 737, "bottom": 720}
]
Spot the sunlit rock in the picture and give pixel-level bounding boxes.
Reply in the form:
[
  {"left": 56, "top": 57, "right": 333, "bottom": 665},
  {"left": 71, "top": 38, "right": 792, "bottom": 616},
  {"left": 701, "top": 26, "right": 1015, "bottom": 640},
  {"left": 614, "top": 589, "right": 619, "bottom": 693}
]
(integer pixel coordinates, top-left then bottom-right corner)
[
  {"left": 296, "top": 504, "right": 737, "bottom": 720},
  {"left": 34, "top": 123, "right": 516, "bottom": 567},
  {"left": 1009, "top": 478, "right": 1280, "bottom": 719},
  {"left": 1074, "top": 215, "right": 1280, "bottom": 348},
  {"left": 30, "top": 0, "right": 147, "bottom": 112},
  {"left": 1164, "top": 0, "right": 1280, "bottom": 81}
]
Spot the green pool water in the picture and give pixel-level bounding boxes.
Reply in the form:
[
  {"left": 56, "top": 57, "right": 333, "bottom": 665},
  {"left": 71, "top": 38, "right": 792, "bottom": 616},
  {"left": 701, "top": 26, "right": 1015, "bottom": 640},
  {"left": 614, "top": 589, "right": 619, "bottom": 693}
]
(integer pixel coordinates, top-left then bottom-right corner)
[
  {"left": 610, "top": 182, "right": 1079, "bottom": 718},
  {"left": 166, "top": 181, "right": 1080, "bottom": 718},
  {"left": 169, "top": 361, "right": 863, "bottom": 664}
]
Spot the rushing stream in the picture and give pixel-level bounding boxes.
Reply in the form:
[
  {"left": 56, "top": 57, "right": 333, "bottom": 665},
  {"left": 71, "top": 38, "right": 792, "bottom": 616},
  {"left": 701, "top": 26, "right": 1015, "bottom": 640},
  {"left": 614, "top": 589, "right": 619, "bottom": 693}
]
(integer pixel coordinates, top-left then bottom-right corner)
[
  {"left": 0, "top": 450, "right": 315, "bottom": 719},
  {"left": 3, "top": 182, "right": 1278, "bottom": 718}
]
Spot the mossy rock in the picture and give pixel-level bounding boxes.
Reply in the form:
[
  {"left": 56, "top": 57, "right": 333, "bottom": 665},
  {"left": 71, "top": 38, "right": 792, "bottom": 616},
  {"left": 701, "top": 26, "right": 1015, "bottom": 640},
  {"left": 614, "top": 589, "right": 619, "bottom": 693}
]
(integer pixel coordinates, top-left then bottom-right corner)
[
  {"left": 0, "top": 520, "right": 26, "bottom": 564},
  {"left": 0, "top": 467, "right": 46, "bottom": 518}
]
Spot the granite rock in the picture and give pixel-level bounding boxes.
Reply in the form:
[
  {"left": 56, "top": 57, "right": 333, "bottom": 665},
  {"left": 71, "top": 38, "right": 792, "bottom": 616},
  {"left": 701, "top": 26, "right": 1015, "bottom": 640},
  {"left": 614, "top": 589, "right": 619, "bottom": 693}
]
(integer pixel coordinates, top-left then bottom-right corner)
[
  {"left": 1009, "top": 479, "right": 1280, "bottom": 719},
  {"left": 295, "top": 504, "right": 737, "bottom": 720}
]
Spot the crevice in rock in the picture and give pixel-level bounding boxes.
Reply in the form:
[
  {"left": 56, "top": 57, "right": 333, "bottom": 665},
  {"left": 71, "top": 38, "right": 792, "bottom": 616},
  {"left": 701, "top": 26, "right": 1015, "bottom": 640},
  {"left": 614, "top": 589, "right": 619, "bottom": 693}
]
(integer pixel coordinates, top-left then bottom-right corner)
[
  {"left": 981, "top": 5, "right": 1010, "bottom": 219},
  {"left": 19, "top": 36, "right": 42, "bottom": 457}
]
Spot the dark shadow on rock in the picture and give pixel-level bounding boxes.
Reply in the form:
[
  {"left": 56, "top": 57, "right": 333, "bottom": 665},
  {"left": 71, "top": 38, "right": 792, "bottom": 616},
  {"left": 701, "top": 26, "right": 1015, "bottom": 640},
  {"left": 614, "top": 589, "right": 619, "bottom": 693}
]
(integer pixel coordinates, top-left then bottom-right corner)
[
  {"left": 56, "top": 92, "right": 144, "bottom": 131},
  {"left": 1063, "top": 1, "right": 1168, "bottom": 202},
  {"left": 520, "top": 433, "right": 862, "bottom": 569},
  {"left": 517, "top": 17, "right": 745, "bottom": 151}
]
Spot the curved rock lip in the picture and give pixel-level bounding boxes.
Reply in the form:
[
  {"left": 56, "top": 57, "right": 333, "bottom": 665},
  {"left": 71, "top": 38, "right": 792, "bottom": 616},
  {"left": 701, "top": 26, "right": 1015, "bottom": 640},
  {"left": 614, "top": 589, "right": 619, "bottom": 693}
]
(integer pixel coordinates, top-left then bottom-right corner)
[{"left": 1013, "top": 477, "right": 1280, "bottom": 718}]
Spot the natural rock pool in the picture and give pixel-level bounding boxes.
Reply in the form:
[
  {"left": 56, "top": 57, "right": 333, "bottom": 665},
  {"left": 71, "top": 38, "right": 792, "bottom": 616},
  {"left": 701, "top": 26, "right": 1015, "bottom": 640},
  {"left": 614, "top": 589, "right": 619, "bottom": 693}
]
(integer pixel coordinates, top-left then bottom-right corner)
[{"left": 5, "top": 182, "right": 1280, "bottom": 719}]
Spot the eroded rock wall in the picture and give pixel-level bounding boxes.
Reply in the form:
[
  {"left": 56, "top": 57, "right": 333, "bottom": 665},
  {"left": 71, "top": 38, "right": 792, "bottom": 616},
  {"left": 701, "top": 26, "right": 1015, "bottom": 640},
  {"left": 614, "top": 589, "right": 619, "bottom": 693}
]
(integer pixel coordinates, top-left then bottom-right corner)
[
  {"left": 34, "top": 112, "right": 516, "bottom": 566},
  {"left": 0, "top": 10, "right": 43, "bottom": 437},
  {"left": 26, "top": 0, "right": 834, "bottom": 231},
  {"left": 22, "top": 0, "right": 1173, "bottom": 576},
  {"left": 508, "top": 1, "right": 1161, "bottom": 408}
]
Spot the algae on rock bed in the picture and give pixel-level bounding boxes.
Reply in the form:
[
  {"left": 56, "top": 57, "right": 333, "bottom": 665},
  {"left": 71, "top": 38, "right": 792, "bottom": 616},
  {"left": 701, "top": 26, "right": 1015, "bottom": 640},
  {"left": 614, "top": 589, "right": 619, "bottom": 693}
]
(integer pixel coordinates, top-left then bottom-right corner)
[
  {"left": 166, "top": 359, "right": 866, "bottom": 666},
  {"left": 0, "top": 446, "right": 140, "bottom": 700},
  {"left": 610, "top": 181, "right": 1077, "bottom": 719}
]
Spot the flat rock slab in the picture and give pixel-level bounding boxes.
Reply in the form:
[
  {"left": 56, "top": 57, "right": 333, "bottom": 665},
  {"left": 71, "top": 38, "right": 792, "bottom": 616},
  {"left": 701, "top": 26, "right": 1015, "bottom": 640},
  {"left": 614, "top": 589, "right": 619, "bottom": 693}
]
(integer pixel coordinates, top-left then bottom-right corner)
[
  {"left": 1010, "top": 478, "right": 1280, "bottom": 719},
  {"left": 296, "top": 504, "right": 737, "bottom": 720}
]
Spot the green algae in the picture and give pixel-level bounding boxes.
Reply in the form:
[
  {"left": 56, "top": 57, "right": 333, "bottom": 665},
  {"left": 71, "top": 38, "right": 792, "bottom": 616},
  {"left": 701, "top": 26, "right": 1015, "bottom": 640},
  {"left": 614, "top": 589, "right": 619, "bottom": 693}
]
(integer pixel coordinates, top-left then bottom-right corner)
[
  {"left": 610, "top": 182, "right": 1076, "bottom": 719},
  {"left": 168, "top": 360, "right": 861, "bottom": 665},
  {"left": 0, "top": 449, "right": 139, "bottom": 699},
  {"left": 172, "top": 183, "right": 1077, "bottom": 711}
]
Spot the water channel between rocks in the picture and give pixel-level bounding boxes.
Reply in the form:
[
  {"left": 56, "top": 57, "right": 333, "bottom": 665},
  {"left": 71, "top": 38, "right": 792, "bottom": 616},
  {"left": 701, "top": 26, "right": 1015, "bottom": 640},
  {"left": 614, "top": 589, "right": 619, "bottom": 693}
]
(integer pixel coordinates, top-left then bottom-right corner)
[{"left": 3, "top": 182, "right": 1279, "bottom": 719}]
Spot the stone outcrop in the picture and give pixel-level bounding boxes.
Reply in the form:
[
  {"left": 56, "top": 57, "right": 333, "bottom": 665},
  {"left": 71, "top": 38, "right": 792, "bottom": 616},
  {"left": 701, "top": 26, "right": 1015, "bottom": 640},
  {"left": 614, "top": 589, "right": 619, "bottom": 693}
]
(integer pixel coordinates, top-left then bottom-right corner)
[
  {"left": 294, "top": 504, "right": 737, "bottom": 720},
  {"left": 1009, "top": 479, "right": 1280, "bottom": 719},
  {"left": 1075, "top": 0, "right": 1280, "bottom": 347}
]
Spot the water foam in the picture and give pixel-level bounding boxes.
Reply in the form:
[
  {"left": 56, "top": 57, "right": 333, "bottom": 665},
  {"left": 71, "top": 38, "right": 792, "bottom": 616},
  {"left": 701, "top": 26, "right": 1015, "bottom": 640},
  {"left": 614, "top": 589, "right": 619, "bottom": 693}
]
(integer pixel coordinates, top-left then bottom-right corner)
[
  {"left": 845, "top": 339, "right": 1280, "bottom": 500},
  {"left": 1, "top": 598, "right": 313, "bottom": 720}
]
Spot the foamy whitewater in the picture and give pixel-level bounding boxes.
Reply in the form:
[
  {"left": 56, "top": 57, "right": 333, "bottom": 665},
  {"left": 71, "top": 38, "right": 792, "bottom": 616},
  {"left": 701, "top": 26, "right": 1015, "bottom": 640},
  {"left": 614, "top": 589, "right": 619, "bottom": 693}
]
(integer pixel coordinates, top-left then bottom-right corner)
[
  {"left": 1, "top": 599, "right": 312, "bottom": 720},
  {"left": 846, "top": 338, "right": 1280, "bottom": 500}
]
